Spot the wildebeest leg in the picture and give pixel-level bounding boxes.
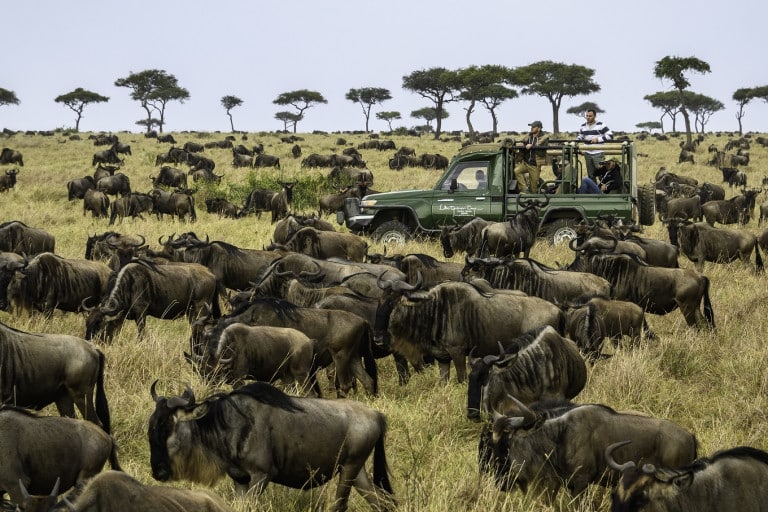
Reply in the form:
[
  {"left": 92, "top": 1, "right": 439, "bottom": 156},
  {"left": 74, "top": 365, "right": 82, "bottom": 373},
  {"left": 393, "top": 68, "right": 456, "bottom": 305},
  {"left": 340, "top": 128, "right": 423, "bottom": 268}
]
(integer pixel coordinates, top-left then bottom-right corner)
[
  {"left": 393, "top": 353, "right": 411, "bottom": 385},
  {"left": 333, "top": 462, "right": 366, "bottom": 512},
  {"left": 352, "top": 469, "right": 394, "bottom": 511},
  {"left": 54, "top": 395, "right": 77, "bottom": 418},
  {"left": 448, "top": 348, "right": 467, "bottom": 383}
]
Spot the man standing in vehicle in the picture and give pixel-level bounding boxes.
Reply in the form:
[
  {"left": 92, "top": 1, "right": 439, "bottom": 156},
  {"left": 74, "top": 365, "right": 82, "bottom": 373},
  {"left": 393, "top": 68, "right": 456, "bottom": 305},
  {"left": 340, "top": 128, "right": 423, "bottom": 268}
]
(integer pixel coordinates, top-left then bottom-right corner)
[
  {"left": 576, "top": 109, "right": 613, "bottom": 179},
  {"left": 514, "top": 120, "right": 550, "bottom": 193}
]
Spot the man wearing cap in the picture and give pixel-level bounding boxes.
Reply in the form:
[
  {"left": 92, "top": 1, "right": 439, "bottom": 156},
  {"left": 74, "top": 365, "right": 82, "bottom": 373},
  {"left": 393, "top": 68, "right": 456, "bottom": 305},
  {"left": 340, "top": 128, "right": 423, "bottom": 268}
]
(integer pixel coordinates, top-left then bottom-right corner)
[
  {"left": 576, "top": 109, "right": 613, "bottom": 179},
  {"left": 577, "top": 156, "right": 622, "bottom": 194},
  {"left": 514, "top": 120, "right": 550, "bottom": 193}
]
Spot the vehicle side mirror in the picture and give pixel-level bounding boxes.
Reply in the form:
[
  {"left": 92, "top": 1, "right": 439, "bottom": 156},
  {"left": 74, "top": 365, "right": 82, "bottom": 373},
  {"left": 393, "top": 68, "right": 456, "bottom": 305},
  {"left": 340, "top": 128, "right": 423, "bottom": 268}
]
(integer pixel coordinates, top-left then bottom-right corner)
[{"left": 449, "top": 178, "right": 458, "bottom": 193}]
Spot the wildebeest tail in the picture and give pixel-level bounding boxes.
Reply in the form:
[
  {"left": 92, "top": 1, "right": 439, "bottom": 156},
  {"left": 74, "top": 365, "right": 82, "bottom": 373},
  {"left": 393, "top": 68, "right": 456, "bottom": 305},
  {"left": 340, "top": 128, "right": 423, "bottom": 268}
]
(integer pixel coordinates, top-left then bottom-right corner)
[
  {"left": 373, "top": 414, "right": 394, "bottom": 495},
  {"left": 108, "top": 437, "right": 123, "bottom": 471},
  {"left": 702, "top": 276, "right": 715, "bottom": 329},
  {"left": 308, "top": 350, "right": 322, "bottom": 398},
  {"left": 360, "top": 323, "right": 379, "bottom": 395},
  {"left": 95, "top": 350, "right": 112, "bottom": 435},
  {"left": 755, "top": 242, "right": 764, "bottom": 273}
]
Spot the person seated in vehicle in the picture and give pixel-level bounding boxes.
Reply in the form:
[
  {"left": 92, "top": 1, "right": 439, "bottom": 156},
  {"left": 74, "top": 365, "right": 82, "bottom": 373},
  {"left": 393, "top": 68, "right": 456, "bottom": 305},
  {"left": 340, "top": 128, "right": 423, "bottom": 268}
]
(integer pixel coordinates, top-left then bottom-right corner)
[
  {"left": 513, "top": 120, "right": 550, "bottom": 193},
  {"left": 475, "top": 169, "right": 487, "bottom": 190},
  {"left": 577, "top": 157, "right": 623, "bottom": 194}
]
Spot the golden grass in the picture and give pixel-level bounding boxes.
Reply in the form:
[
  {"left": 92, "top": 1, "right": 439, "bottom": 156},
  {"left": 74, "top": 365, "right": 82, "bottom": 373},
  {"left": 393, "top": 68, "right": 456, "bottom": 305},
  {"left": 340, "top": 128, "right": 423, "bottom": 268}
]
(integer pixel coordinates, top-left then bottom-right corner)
[{"left": 1, "top": 129, "right": 767, "bottom": 511}]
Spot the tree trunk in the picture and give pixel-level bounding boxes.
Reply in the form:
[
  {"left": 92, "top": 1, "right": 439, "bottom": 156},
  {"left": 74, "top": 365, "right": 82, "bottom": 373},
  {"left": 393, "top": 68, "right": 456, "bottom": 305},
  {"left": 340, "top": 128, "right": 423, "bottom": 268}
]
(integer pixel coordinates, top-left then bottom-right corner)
[
  {"left": 551, "top": 102, "right": 559, "bottom": 134},
  {"left": 465, "top": 100, "right": 476, "bottom": 142},
  {"left": 228, "top": 113, "right": 235, "bottom": 132},
  {"left": 680, "top": 106, "right": 693, "bottom": 146}
]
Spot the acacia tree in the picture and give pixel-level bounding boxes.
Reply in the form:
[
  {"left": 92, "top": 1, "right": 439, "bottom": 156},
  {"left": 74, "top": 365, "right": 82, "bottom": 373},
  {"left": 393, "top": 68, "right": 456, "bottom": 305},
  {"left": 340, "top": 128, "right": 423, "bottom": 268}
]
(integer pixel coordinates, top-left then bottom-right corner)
[
  {"left": 684, "top": 92, "right": 724, "bottom": 133},
  {"left": 273, "top": 90, "right": 327, "bottom": 133},
  {"left": 411, "top": 107, "right": 448, "bottom": 130},
  {"left": 653, "top": 56, "right": 711, "bottom": 146},
  {"left": 643, "top": 91, "right": 682, "bottom": 132},
  {"left": 0, "top": 88, "right": 20, "bottom": 108},
  {"left": 376, "top": 111, "right": 401, "bottom": 132},
  {"left": 345, "top": 87, "right": 392, "bottom": 132},
  {"left": 457, "top": 65, "right": 515, "bottom": 140},
  {"left": 566, "top": 102, "right": 603, "bottom": 119},
  {"left": 275, "top": 111, "right": 302, "bottom": 132},
  {"left": 635, "top": 121, "right": 662, "bottom": 133},
  {"left": 54, "top": 88, "right": 109, "bottom": 131},
  {"left": 221, "top": 95, "right": 243, "bottom": 132},
  {"left": 402, "top": 67, "right": 461, "bottom": 139},
  {"left": 508, "top": 61, "right": 600, "bottom": 134},
  {"left": 115, "top": 69, "right": 189, "bottom": 133}
]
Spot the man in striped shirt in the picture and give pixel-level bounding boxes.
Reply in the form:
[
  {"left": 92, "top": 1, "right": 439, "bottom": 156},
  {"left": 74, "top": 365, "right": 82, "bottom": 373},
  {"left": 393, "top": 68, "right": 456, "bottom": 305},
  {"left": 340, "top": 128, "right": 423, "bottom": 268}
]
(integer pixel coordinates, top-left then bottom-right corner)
[{"left": 576, "top": 109, "right": 612, "bottom": 179}]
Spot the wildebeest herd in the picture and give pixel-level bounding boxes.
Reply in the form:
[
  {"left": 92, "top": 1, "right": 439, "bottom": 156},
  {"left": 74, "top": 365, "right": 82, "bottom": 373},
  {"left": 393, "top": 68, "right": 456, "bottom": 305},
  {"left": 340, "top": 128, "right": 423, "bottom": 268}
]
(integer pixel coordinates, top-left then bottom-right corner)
[{"left": 2, "top": 129, "right": 768, "bottom": 511}]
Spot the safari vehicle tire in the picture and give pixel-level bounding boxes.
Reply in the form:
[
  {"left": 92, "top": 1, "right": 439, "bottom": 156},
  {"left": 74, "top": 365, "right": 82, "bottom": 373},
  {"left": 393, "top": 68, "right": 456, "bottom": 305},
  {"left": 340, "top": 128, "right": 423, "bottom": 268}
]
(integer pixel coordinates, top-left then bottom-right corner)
[
  {"left": 637, "top": 184, "right": 656, "bottom": 226},
  {"left": 372, "top": 220, "right": 412, "bottom": 245},
  {"left": 544, "top": 219, "right": 579, "bottom": 246}
]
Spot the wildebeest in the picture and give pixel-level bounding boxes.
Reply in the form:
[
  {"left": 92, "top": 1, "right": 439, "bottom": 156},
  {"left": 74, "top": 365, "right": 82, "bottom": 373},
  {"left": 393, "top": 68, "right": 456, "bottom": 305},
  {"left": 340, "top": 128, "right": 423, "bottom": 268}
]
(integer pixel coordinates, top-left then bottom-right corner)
[
  {"left": 462, "top": 255, "right": 612, "bottom": 304},
  {"left": 148, "top": 381, "right": 395, "bottom": 512},
  {"left": 26, "top": 470, "right": 233, "bottom": 512},
  {"left": 0, "top": 168, "right": 19, "bottom": 192},
  {"left": 205, "top": 197, "right": 240, "bottom": 218},
  {"left": 0, "top": 251, "right": 25, "bottom": 311},
  {"left": 96, "top": 172, "right": 131, "bottom": 197},
  {"left": 376, "top": 280, "right": 564, "bottom": 383},
  {"left": 108, "top": 192, "right": 154, "bottom": 225},
  {"left": 149, "top": 188, "right": 197, "bottom": 222},
  {"left": 193, "top": 297, "right": 378, "bottom": 397},
  {"left": 0, "top": 147, "right": 23, "bottom": 166},
  {"left": 480, "top": 195, "right": 548, "bottom": 258},
  {"left": 281, "top": 226, "right": 368, "bottom": 262},
  {"left": 440, "top": 217, "right": 492, "bottom": 258},
  {"left": 0, "top": 221, "right": 55, "bottom": 255},
  {"left": 0, "top": 321, "right": 113, "bottom": 432},
  {"left": 83, "top": 188, "right": 110, "bottom": 218},
  {"left": 67, "top": 175, "right": 96, "bottom": 200},
  {"left": 702, "top": 189, "right": 760, "bottom": 226},
  {"left": 667, "top": 219, "right": 763, "bottom": 272},
  {"left": 253, "top": 153, "right": 280, "bottom": 169},
  {"left": 91, "top": 147, "right": 122, "bottom": 166},
  {"left": 273, "top": 214, "right": 336, "bottom": 245},
  {"left": 268, "top": 182, "right": 294, "bottom": 223},
  {"left": 169, "top": 236, "right": 282, "bottom": 292},
  {"left": 678, "top": 149, "right": 695, "bottom": 164},
  {"left": 93, "top": 163, "right": 118, "bottom": 183},
  {"left": 661, "top": 195, "right": 703, "bottom": 223},
  {"left": 579, "top": 253, "right": 715, "bottom": 329},
  {"left": 84, "top": 259, "right": 220, "bottom": 340},
  {"left": 0, "top": 406, "right": 121, "bottom": 509},
  {"left": 157, "top": 133, "right": 177, "bottom": 144},
  {"left": 466, "top": 326, "right": 586, "bottom": 421},
  {"left": 721, "top": 166, "right": 748, "bottom": 188},
  {"left": 150, "top": 166, "right": 188, "bottom": 189},
  {"left": 211, "top": 323, "right": 321, "bottom": 396},
  {"left": 8, "top": 252, "right": 111, "bottom": 315},
  {"left": 190, "top": 166, "right": 224, "bottom": 184},
  {"left": 182, "top": 141, "right": 204, "bottom": 153},
  {"left": 481, "top": 400, "right": 697, "bottom": 497},
  {"left": 291, "top": 143, "right": 301, "bottom": 158},
  {"left": 562, "top": 294, "right": 651, "bottom": 358},
  {"left": 608, "top": 444, "right": 768, "bottom": 512}
]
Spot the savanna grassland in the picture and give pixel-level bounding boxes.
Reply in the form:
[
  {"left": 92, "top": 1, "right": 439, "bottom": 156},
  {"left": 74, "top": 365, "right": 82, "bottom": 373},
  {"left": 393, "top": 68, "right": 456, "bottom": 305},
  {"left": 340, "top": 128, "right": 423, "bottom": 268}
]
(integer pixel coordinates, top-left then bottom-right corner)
[{"left": 1, "top": 128, "right": 768, "bottom": 511}]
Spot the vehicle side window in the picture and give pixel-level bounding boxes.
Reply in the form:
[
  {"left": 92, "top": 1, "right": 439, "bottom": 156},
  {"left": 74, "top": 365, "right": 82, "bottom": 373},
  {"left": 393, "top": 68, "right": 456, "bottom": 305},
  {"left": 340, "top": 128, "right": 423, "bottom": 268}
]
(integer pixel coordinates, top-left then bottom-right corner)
[{"left": 440, "top": 161, "right": 490, "bottom": 191}]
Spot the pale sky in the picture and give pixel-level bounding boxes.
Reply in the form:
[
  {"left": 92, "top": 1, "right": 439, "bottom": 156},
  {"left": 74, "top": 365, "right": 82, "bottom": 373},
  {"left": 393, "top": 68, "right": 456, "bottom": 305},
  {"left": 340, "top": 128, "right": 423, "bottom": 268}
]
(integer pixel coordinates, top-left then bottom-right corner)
[{"left": 3, "top": 0, "right": 766, "bottom": 134}]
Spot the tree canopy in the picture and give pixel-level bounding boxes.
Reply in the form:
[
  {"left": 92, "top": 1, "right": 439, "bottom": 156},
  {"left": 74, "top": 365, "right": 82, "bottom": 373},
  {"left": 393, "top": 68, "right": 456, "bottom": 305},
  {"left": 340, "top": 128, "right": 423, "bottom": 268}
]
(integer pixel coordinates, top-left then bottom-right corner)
[
  {"left": 54, "top": 88, "right": 109, "bottom": 131},
  {"left": 508, "top": 61, "right": 600, "bottom": 133},
  {"left": 456, "top": 65, "right": 515, "bottom": 140},
  {"left": 635, "top": 121, "right": 662, "bottom": 132},
  {"left": 411, "top": 107, "right": 448, "bottom": 129},
  {"left": 644, "top": 91, "right": 684, "bottom": 132},
  {"left": 274, "top": 111, "right": 302, "bottom": 132},
  {"left": 402, "top": 68, "right": 461, "bottom": 139},
  {"left": 566, "top": 102, "right": 603, "bottom": 118},
  {"left": 653, "top": 55, "right": 711, "bottom": 145},
  {"left": 273, "top": 90, "right": 327, "bottom": 133},
  {"left": 345, "top": 87, "right": 392, "bottom": 133},
  {"left": 0, "top": 88, "right": 20, "bottom": 108},
  {"left": 221, "top": 95, "right": 243, "bottom": 132},
  {"left": 114, "top": 69, "right": 189, "bottom": 133},
  {"left": 376, "top": 111, "right": 401, "bottom": 132}
]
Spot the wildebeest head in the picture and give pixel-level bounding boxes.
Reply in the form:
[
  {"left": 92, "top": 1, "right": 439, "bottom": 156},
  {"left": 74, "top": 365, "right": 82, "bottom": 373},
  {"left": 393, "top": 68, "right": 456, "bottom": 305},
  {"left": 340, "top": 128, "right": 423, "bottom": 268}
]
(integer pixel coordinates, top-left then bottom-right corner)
[{"left": 148, "top": 381, "right": 198, "bottom": 482}]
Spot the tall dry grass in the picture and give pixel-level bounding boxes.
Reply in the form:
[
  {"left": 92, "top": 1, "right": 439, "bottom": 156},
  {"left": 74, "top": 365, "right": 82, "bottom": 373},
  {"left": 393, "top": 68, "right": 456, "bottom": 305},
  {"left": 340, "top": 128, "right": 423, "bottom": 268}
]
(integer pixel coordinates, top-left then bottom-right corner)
[{"left": 1, "top": 129, "right": 767, "bottom": 511}]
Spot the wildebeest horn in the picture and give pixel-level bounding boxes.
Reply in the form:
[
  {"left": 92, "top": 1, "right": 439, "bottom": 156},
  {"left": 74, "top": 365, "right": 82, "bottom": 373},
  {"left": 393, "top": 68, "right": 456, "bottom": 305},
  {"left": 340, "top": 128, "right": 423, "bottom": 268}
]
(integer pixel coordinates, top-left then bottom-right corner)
[
  {"left": 497, "top": 341, "right": 505, "bottom": 354},
  {"left": 568, "top": 237, "right": 582, "bottom": 252},
  {"left": 218, "top": 355, "right": 233, "bottom": 364},
  {"left": 605, "top": 441, "right": 636, "bottom": 472},
  {"left": 506, "top": 395, "right": 536, "bottom": 424},
  {"left": 131, "top": 234, "right": 146, "bottom": 247},
  {"left": 80, "top": 298, "right": 95, "bottom": 313},
  {"left": 376, "top": 272, "right": 393, "bottom": 290},
  {"left": 150, "top": 380, "right": 161, "bottom": 403}
]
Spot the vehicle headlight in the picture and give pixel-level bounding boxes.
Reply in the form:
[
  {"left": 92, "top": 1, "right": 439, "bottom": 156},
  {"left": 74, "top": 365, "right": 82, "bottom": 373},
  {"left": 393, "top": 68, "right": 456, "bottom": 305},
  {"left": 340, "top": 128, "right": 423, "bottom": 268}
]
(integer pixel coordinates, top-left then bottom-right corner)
[{"left": 361, "top": 199, "right": 377, "bottom": 207}]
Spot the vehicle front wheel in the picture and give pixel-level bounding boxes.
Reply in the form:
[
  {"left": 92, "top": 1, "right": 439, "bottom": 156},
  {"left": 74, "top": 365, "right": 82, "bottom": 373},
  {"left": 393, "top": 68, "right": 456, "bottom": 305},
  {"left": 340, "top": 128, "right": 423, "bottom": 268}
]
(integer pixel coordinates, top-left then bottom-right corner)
[
  {"left": 637, "top": 183, "right": 656, "bottom": 226},
  {"left": 543, "top": 218, "right": 579, "bottom": 246},
  {"left": 372, "top": 220, "right": 412, "bottom": 245}
]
